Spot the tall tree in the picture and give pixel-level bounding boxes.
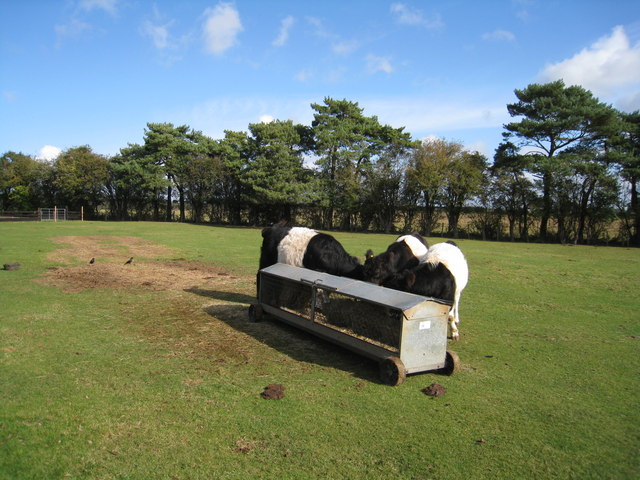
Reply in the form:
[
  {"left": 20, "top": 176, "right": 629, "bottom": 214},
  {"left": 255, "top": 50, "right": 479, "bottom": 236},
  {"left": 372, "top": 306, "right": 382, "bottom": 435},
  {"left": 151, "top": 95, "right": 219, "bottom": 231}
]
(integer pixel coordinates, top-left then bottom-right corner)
[
  {"left": 141, "top": 123, "right": 195, "bottom": 221},
  {"left": 502, "top": 80, "right": 617, "bottom": 240},
  {"left": 54, "top": 146, "right": 109, "bottom": 218},
  {"left": 361, "top": 152, "right": 405, "bottom": 233},
  {"left": 242, "top": 120, "right": 312, "bottom": 224},
  {"left": 493, "top": 142, "right": 537, "bottom": 241},
  {"left": 0, "top": 152, "right": 54, "bottom": 210},
  {"left": 105, "top": 154, "right": 139, "bottom": 220},
  {"left": 180, "top": 133, "right": 223, "bottom": 223},
  {"left": 404, "top": 138, "right": 455, "bottom": 235},
  {"left": 216, "top": 130, "right": 250, "bottom": 224},
  {"left": 610, "top": 111, "right": 640, "bottom": 245},
  {"left": 113, "top": 143, "right": 168, "bottom": 220},
  {"left": 471, "top": 173, "right": 504, "bottom": 241},
  {"left": 311, "top": 97, "right": 414, "bottom": 230},
  {"left": 441, "top": 150, "right": 487, "bottom": 237},
  {"left": 561, "top": 142, "right": 619, "bottom": 243}
]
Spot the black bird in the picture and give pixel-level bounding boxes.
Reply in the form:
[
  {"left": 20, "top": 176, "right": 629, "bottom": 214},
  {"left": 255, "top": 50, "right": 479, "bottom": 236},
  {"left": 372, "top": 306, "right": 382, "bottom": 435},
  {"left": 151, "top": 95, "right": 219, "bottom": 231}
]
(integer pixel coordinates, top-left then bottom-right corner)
[
  {"left": 89, "top": 257, "right": 95, "bottom": 264},
  {"left": 124, "top": 257, "right": 133, "bottom": 265}
]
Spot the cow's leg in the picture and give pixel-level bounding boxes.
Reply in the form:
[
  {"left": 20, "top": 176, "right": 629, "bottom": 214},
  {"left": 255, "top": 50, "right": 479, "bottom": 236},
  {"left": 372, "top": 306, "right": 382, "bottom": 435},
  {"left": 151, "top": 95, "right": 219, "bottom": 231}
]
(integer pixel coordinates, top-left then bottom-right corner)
[
  {"left": 449, "top": 314, "right": 459, "bottom": 340},
  {"left": 449, "top": 290, "right": 461, "bottom": 340}
]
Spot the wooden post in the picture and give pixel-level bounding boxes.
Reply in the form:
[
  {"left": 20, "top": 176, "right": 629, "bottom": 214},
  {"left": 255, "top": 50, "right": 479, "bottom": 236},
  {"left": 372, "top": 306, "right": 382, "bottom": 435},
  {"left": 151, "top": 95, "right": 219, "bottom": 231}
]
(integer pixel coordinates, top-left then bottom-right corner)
[
  {"left": 54, "top": 206, "right": 57, "bottom": 222},
  {"left": 81, "top": 206, "right": 84, "bottom": 221}
]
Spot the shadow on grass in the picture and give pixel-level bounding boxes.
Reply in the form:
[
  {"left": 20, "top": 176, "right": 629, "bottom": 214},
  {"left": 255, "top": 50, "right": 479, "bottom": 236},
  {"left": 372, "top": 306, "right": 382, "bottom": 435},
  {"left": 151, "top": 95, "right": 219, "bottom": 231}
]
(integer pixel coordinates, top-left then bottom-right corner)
[
  {"left": 184, "top": 286, "right": 380, "bottom": 384},
  {"left": 185, "top": 287, "right": 255, "bottom": 304}
]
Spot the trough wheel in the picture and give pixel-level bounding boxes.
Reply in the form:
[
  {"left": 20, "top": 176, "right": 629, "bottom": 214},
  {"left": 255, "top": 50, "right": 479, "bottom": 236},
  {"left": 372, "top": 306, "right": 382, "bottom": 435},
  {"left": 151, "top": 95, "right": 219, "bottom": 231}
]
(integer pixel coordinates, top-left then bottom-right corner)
[
  {"left": 379, "top": 356, "right": 406, "bottom": 386},
  {"left": 248, "top": 303, "right": 264, "bottom": 322},
  {"left": 442, "top": 350, "right": 461, "bottom": 376}
]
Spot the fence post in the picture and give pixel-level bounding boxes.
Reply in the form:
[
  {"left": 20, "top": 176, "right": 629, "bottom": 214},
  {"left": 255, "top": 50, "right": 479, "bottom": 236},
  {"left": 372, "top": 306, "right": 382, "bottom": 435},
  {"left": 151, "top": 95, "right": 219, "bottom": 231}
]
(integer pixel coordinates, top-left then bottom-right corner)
[
  {"left": 81, "top": 206, "right": 84, "bottom": 222},
  {"left": 54, "top": 206, "right": 57, "bottom": 222}
]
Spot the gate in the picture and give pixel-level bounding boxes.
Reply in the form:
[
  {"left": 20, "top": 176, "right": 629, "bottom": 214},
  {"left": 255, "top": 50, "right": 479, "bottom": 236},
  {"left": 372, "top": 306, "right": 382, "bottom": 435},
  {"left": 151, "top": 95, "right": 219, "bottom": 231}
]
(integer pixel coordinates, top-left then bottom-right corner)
[{"left": 39, "top": 207, "right": 67, "bottom": 221}]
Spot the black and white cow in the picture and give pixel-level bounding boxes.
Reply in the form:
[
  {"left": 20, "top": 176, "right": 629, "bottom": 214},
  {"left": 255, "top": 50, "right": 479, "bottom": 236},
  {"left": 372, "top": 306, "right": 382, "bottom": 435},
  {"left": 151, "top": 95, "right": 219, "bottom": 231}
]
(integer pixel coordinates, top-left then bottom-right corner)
[
  {"left": 258, "top": 222, "right": 365, "bottom": 296},
  {"left": 363, "top": 232, "right": 429, "bottom": 286},
  {"left": 381, "top": 241, "right": 469, "bottom": 340}
]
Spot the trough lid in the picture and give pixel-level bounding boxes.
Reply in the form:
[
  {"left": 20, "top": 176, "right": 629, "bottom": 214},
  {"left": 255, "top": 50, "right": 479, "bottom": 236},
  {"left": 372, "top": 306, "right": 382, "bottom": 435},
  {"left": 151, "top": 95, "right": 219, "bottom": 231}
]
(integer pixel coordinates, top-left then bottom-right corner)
[{"left": 260, "top": 263, "right": 450, "bottom": 310}]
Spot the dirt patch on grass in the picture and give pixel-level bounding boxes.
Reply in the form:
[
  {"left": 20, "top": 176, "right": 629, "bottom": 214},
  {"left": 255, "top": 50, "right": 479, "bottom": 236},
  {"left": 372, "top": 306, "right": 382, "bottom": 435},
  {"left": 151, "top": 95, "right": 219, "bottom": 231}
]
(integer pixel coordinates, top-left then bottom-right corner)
[
  {"left": 38, "top": 235, "right": 243, "bottom": 293},
  {"left": 260, "top": 384, "right": 286, "bottom": 400},
  {"left": 47, "top": 235, "right": 173, "bottom": 263}
]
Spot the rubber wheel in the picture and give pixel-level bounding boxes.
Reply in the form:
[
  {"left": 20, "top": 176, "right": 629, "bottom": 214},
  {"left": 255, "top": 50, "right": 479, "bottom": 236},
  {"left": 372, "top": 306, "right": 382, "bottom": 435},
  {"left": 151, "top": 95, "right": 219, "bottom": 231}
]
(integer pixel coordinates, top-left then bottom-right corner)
[
  {"left": 248, "top": 303, "right": 264, "bottom": 322},
  {"left": 442, "top": 350, "right": 461, "bottom": 376},
  {"left": 379, "top": 356, "right": 406, "bottom": 386}
]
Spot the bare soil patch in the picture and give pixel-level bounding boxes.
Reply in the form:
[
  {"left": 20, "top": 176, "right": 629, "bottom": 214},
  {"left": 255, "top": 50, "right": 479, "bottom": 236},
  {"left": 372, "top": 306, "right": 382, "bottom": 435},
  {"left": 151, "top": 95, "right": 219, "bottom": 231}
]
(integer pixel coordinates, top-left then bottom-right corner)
[
  {"left": 261, "top": 384, "right": 286, "bottom": 400},
  {"left": 38, "top": 235, "right": 243, "bottom": 293}
]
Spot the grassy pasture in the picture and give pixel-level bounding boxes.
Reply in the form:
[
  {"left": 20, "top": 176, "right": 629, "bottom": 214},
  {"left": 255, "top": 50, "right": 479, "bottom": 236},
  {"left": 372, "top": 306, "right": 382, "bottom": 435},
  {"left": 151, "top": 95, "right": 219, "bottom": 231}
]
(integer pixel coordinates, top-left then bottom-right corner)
[{"left": 1, "top": 221, "right": 638, "bottom": 480}]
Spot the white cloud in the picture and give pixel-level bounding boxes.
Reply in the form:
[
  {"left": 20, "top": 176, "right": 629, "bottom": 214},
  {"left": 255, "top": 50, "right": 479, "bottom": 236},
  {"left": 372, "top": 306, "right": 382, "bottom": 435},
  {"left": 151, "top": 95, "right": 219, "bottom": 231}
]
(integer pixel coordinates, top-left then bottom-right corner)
[
  {"left": 332, "top": 39, "right": 359, "bottom": 56},
  {"left": 37, "top": 145, "right": 62, "bottom": 161},
  {"left": 141, "top": 20, "right": 171, "bottom": 49},
  {"left": 464, "top": 140, "right": 490, "bottom": 157},
  {"left": 55, "top": 18, "right": 92, "bottom": 46},
  {"left": 482, "top": 29, "right": 515, "bottom": 42},
  {"left": 326, "top": 67, "right": 346, "bottom": 83},
  {"left": 79, "top": 0, "right": 117, "bottom": 15},
  {"left": 139, "top": 6, "right": 191, "bottom": 65},
  {"left": 304, "top": 16, "right": 360, "bottom": 57},
  {"left": 617, "top": 90, "right": 640, "bottom": 112},
  {"left": 390, "top": 3, "right": 443, "bottom": 30},
  {"left": 295, "top": 69, "right": 312, "bottom": 82},
  {"left": 172, "top": 97, "right": 314, "bottom": 140},
  {"left": 3, "top": 91, "right": 16, "bottom": 103},
  {"left": 202, "top": 2, "right": 243, "bottom": 56},
  {"left": 366, "top": 54, "right": 393, "bottom": 74},
  {"left": 539, "top": 25, "right": 640, "bottom": 106},
  {"left": 259, "top": 115, "right": 274, "bottom": 123},
  {"left": 361, "top": 97, "right": 509, "bottom": 134},
  {"left": 273, "top": 15, "right": 294, "bottom": 47},
  {"left": 306, "top": 16, "right": 331, "bottom": 39},
  {"left": 54, "top": 0, "right": 117, "bottom": 47}
]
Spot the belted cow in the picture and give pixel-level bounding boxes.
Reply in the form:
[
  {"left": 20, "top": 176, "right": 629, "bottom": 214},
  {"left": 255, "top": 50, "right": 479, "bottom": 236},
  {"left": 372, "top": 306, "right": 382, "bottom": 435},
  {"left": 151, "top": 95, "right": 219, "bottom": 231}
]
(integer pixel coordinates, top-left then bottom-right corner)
[{"left": 257, "top": 222, "right": 365, "bottom": 296}]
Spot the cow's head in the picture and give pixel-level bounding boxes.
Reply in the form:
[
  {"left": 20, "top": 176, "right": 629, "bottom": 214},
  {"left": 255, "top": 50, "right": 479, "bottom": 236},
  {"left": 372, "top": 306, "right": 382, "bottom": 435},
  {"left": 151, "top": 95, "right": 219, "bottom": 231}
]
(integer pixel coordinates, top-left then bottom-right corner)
[{"left": 363, "top": 250, "right": 401, "bottom": 285}]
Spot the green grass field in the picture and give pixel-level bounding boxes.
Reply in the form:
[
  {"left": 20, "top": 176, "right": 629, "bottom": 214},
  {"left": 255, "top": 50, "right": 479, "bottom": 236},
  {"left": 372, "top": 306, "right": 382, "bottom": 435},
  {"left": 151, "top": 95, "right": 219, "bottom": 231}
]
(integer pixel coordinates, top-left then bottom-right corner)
[{"left": 1, "top": 221, "right": 638, "bottom": 479}]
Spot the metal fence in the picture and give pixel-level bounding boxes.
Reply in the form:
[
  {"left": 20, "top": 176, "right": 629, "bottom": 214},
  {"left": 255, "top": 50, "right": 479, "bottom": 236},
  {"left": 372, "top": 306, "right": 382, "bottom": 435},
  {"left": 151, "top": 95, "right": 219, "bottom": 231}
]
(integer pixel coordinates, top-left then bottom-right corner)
[
  {"left": 0, "top": 211, "right": 38, "bottom": 222},
  {"left": 0, "top": 208, "right": 82, "bottom": 222},
  {"left": 39, "top": 208, "right": 67, "bottom": 221}
]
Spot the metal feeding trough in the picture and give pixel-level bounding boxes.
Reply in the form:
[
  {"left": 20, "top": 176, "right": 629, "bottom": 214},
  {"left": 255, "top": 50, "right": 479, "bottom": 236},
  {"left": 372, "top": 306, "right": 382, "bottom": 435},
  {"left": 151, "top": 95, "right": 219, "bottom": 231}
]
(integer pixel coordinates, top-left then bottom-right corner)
[{"left": 249, "top": 263, "right": 460, "bottom": 385}]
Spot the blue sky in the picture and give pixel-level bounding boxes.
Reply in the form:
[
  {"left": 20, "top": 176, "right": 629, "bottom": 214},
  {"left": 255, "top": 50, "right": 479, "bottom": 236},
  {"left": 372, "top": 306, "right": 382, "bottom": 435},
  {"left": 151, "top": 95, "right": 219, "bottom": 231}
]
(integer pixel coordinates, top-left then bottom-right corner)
[{"left": 1, "top": 0, "right": 639, "bottom": 162}]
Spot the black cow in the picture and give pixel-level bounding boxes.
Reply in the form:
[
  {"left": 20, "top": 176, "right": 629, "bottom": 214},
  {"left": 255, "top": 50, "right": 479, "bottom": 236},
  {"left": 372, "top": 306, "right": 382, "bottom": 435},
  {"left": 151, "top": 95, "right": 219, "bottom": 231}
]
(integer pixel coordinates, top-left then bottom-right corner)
[
  {"left": 381, "top": 241, "right": 469, "bottom": 340},
  {"left": 363, "top": 232, "right": 429, "bottom": 285},
  {"left": 257, "top": 222, "right": 364, "bottom": 296}
]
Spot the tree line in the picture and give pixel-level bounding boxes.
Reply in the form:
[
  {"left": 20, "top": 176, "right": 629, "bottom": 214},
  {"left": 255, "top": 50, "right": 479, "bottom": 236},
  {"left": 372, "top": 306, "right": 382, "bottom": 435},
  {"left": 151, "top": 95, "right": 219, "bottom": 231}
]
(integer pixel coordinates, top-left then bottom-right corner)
[{"left": 1, "top": 82, "right": 639, "bottom": 245}]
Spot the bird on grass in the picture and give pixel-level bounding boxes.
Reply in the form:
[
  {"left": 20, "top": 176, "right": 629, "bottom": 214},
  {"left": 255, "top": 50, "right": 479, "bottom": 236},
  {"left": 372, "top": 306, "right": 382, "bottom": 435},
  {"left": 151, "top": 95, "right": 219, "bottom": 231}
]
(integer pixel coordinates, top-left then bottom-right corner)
[
  {"left": 89, "top": 257, "right": 95, "bottom": 264},
  {"left": 124, "top": 257, "right": 134, "bottom": 265}
]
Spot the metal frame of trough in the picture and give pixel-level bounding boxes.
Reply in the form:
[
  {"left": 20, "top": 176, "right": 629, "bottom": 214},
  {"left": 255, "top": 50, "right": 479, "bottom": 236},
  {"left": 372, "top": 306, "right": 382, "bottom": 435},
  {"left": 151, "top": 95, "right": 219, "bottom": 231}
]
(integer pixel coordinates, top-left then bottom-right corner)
[{"left": 249, "top": 263, "right": 460, "bottom": 385}]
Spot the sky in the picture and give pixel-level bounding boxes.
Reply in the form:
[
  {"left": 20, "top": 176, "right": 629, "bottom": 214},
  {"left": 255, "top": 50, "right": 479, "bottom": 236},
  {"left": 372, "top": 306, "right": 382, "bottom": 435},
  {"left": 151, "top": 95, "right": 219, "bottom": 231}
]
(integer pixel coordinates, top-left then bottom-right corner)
[{"left": 1, "top": 0, "right": 640, "bottom": 162}]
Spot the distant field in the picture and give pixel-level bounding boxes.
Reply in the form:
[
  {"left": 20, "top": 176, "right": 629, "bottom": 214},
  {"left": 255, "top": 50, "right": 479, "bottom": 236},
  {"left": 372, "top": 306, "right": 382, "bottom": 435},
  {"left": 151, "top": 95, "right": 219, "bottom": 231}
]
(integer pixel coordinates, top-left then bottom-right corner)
[{"left": 1, "top": 221, "right": 638, "bottom": 479}]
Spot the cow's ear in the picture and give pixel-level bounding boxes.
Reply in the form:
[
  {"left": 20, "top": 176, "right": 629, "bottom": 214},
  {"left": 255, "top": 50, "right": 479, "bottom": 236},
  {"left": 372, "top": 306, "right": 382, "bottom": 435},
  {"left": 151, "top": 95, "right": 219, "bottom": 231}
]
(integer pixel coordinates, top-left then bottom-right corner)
[
  {"left": 404, "top": 270, "right": 416, "bottom": 288},
  {"left": 365, "top": 249, "right": 374, "bottom": 260}
]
